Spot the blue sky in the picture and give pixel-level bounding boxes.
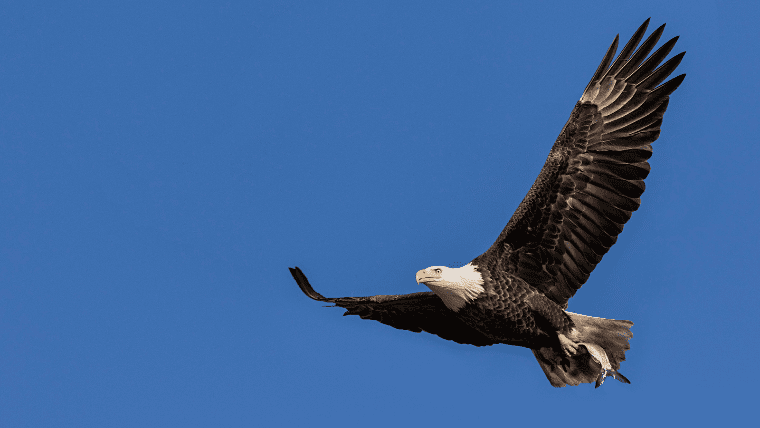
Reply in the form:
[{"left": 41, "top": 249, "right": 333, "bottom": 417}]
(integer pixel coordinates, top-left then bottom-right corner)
[{"left": 2, "top": 1, "right": 758, "bottom": 426}]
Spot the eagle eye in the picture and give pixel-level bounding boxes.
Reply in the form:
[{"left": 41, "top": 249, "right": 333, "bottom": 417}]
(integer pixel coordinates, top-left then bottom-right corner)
[{"left": 435, "top": 268, "right": 442, "bottom": 274}]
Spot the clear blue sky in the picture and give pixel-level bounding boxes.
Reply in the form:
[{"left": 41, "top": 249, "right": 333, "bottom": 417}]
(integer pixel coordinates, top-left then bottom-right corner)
[{"left": 2, "top": 1, "right": 758, "bottom": 426}]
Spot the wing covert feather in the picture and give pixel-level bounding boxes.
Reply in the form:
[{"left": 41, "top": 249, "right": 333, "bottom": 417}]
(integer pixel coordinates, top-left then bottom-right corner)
[{"left": 472, "top": 19, "right": 685, "bottom": 308}]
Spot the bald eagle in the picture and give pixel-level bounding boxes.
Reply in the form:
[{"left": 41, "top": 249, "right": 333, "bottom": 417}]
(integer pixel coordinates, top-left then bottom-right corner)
[{"left": 289, "top": 18, "right": 684, "bottom": 388}]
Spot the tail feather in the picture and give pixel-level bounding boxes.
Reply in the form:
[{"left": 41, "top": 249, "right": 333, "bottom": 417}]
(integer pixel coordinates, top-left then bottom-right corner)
[
  {"left": 569, "top": 312, "right": 633, "bottom": 371},
  {"left": 533, "top": 312, "right": 633, "bottom": 388},
  {"left": 532, "top": 347, "right": 599, "bottom": 387}
]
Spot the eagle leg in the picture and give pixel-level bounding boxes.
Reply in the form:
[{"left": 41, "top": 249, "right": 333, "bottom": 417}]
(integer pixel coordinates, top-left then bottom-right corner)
[{"left": 558, "top": 333, "right": 579, "bottom": 357}]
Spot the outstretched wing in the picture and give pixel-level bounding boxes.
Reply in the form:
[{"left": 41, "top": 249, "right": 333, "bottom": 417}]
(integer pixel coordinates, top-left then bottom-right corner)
[
  {"left": 472, "top": 19, "right": 685, "bottom": 307},
  {"left": 289, "top": 267, "right": 496, "bottom": 346}
]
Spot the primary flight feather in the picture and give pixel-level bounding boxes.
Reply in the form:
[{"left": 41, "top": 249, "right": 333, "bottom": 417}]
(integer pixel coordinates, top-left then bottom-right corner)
[{"left": 290, "top": 18, "right": 684, "bottom": 388}]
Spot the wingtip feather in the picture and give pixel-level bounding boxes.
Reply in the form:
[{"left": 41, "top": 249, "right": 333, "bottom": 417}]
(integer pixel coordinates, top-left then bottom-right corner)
[
  {"left": 653, "top": 72, "right": 686, "bottom": 95},
  {"left": 603, "top": 19, "right": 653, "bottom": 76},
  {"left": 615, "top": 24, "right": 666, "bottom": 79},
  {"left": 582, "top": 35, "right": 619, "bottom": 97},
  {"left": 289, "top": 266, "right": 329, "bottom": 301}
]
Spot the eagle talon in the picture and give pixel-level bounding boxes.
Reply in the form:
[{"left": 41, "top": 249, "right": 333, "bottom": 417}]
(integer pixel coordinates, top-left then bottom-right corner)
[
  {"left": 558, "top": 333, "right": 579, "bottom": 357},
  {"left": 595, "top": 368, "right": 631, "bottom": 388}
]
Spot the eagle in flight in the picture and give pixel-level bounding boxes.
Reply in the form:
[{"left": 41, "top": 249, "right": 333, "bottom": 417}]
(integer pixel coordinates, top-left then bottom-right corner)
[{"left": 290, "top": 18, "right": 684, "bottom": 387}]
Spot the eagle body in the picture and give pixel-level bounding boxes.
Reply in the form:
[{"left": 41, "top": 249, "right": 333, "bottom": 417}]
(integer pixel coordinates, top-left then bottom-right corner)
[
  {"left": 290, "top": 19, "right": 684, "bottom": 388},
  {"left": 452, "top": 267, "right": 569, "bottom": 349}
]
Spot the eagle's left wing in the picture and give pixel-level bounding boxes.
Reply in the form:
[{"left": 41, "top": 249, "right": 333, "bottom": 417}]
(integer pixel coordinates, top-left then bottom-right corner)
[
  {"left": 289, "top": 267, "right": 497, "bottom": 346},
  {"left": 472, "top": 19, "right": 685, "bottom": 307}
]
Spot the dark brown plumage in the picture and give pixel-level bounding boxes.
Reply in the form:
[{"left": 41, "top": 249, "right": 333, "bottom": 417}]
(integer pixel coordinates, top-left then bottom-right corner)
[
  {"left": 290, "top": 19, "right": 684, "bottom": 387},
  {"left": 474, "top": 19, "right": 684, "bottom": 307},
  {"left": 290, "top": 266, "right": 496, "bottom": 346}
]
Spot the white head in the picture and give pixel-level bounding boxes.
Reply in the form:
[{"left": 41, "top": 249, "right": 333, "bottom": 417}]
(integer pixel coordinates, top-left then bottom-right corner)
[{"left": 415, "top": 263, "right": 485, "bottom": 312}]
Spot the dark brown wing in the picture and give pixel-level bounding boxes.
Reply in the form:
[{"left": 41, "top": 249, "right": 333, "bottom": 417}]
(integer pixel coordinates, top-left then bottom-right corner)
[
  {"left": 289, "top": 267, "right": 496, "bottom": 346},
  {"left": 472, "top": 19, "right": 685, "bottom": 308}
]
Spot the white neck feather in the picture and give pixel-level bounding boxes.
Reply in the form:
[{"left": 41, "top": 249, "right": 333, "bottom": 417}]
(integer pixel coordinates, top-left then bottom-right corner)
[{"left": 424, "top": 263, "right": 485, "bottom": 312}]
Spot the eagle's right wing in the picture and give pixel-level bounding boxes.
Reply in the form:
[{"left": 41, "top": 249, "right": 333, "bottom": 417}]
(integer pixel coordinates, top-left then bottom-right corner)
[{"left": 289, "top": 267, "right": 497, "bottom": 347}]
